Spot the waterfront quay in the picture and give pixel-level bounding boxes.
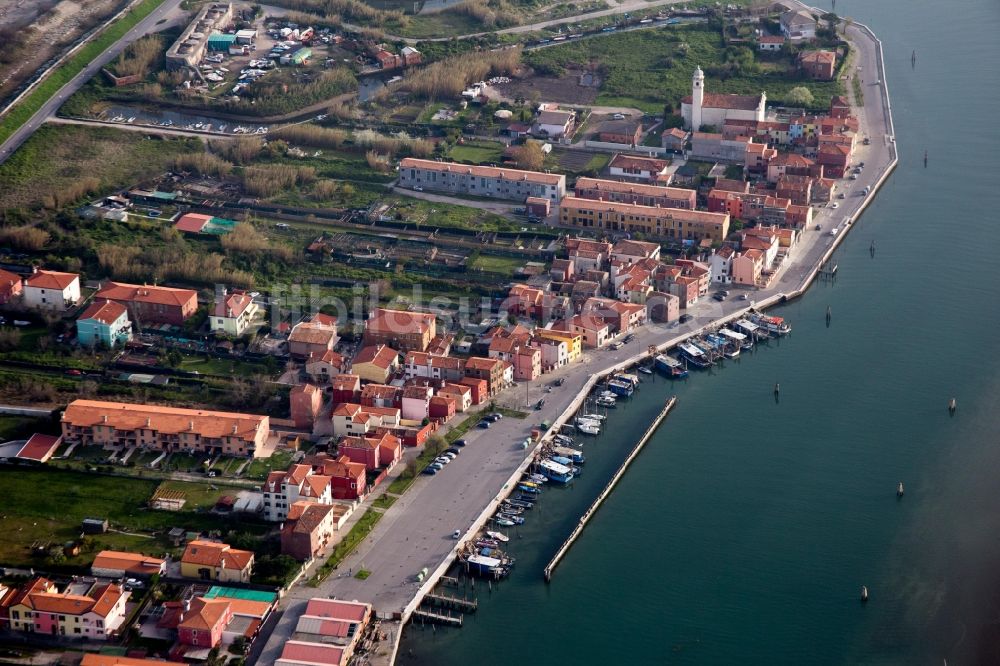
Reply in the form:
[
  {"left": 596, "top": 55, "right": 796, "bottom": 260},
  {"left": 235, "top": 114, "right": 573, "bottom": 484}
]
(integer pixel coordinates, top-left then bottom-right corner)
[{"left": 250, "top": 13, "right": 896, "bottom": 666}]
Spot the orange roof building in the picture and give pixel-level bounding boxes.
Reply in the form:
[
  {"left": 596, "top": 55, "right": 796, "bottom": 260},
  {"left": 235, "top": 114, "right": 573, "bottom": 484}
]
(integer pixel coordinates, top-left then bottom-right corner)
[
  {"left": 22, "top": 269, "right": 80, "bottom": 310},
  {"left": 398, "top": 157, "right": 566, "bottom": 202},
  {"left": 8, "top": 577, "right": 128, "bottom": 640},
  {"left": 560, "top": 196, "right": 730, "bottom": 243},
  {"left": 60, "top": 399, "right": 269, "bottom": 458},
  {"left": 363, "top": 308, "right": 437, "bottom": 353},
  {"left": 91, "top": 550, "right": 166, "bottom": 578},
  {"left": 180, "top": 540, "right": 254, "bottom": 583},
  {"left": 94, "top": 281, "right": 198, "bottom": 327}
]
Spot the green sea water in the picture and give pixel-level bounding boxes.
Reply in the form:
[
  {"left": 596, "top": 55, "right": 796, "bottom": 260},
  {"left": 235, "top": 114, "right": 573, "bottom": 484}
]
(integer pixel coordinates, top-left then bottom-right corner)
[{"left": 400, "top": 1, "right": 1000, "bottom": 663}]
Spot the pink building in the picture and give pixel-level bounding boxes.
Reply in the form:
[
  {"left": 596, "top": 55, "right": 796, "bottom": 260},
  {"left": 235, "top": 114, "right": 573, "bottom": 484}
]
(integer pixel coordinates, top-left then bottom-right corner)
[
  {"left": 401, "top": 385, "right": 433, "bottom": 421},
  {"left": 338, "top": 433, "right": 403, "bottom": 470},
  {"left": 732, "top": 249, "right": 765, "bottom": 286},
  {"left": 513, "top": 346, "right": 541, "bottom": 381},
  {"left": 290, "top": 384, "right": 323, "bottom": 430}
]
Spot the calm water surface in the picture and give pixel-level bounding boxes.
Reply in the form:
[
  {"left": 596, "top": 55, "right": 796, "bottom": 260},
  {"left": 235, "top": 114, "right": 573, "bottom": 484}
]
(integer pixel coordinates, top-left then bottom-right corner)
[{"left": 401, "top": 1, "right": 1000, "bottom": 663}]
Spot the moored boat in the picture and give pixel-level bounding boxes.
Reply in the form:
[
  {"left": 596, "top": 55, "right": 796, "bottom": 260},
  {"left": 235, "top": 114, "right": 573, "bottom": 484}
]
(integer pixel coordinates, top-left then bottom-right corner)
[
  {"left": 577, "top": 422, "right": 601, "bottom": 436},
  {"left": 552, "top": 445, "right": 585, "bottom": 463},
  {"left": 749, "top": 313, "right": 791, "bottom": 336},
  {"left": 486, "top": 530, "right": 509, "bottom": 542},
  {"left": 638, "top": 365, "right": 653, "bottom": 375},
  {"left": 678, "top": 342, "right": 711, "bottom": 368},
  {"left": 654, "top": 353, "right": 689, "bottom": 378},
  {"left": 607, "top": 380, "right": 634, "bottom": 397},
  {"left": 538, "top": 458, "right": 574, "bottom": 483}
]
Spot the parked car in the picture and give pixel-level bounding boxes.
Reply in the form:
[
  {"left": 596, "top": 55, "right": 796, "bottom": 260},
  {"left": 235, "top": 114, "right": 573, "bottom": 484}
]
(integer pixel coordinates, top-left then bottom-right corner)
[
  {"left": 452, "top": 529, "right": 461, "bottom": 539},
  {"left": 422, "top": 467, "right": 438, "bottom": 475},
  {"left": 535, "top": 399, "right": 545, "bottom": 410},
  {"left": 478, "top": 421, "right": 491, "bottom": 429},
  {"left": 453, "top": 439, "right": 468, "bottom": 447},
  {"left": 623, "top": 333, "right": 635, "bottom": 343},
  {"left": 679, "top": 314, "right": 694, "bottom": 323},
  {"left": 445, "top": 447, "right": 461, "bottom": 456},
  {"left": 487, "top": 413, "right": 503, "bottom": 422}
]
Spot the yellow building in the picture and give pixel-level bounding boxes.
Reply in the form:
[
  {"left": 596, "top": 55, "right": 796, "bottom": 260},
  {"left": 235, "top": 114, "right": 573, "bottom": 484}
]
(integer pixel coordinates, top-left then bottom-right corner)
[
  {"left": 559, "top": 196, "right": 730, "bottom": 244},
  {"left": 535, "top": 329, "right": 582, "bottom": 363}
]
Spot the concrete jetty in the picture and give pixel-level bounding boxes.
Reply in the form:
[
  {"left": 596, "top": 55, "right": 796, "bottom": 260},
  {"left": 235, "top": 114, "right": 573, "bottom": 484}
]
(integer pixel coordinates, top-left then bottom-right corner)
[{"left": 544, "top": 396, "right": 677, "bottom": 582}]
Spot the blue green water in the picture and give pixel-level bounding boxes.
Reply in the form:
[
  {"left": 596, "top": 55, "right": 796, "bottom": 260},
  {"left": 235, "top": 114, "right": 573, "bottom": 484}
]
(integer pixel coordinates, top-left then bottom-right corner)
[{"left": 400, "top": 1, "right": 1000, "bottom": 663}]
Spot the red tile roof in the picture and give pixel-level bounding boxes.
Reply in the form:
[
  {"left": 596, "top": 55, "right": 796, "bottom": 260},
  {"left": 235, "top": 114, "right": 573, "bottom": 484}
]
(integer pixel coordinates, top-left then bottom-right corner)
[
  {"left": 15, "top": 433, "right": 61, "bottom": 462},
  {"left": 79, "top": 300, "right": 128, "bottom": 325},
  {"left": 174, "top": 213, "right": 212, "bottom": 233},
  {"left": 354, "top": 344, "right": 398, "bottom": 370},
  {"left": 400, "top": 158, "right": 564, "bottom": 186},
  {"left": 214, "top": 290, "right": 254, "bottom": 318},
  {"left": 25, "top": 269, "right": 78, "bottom": 290},
  {"left": 366, "top": 308, "right": 435, "bottom": 336},
  {"left": 180, "top": 540, "right": 254, "bottom": 571},
  {"left": 96, "top": 282, "right": 197, "bottom": 308},
  {"left": 682, "top": 92, "right": 763, "bottom": 110}
]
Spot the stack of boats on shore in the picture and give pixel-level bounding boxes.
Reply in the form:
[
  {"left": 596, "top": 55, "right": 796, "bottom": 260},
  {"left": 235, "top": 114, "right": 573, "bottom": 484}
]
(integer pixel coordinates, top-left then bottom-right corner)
[{"left": 653, "top": 312, "right": 791, "bottom": 373}]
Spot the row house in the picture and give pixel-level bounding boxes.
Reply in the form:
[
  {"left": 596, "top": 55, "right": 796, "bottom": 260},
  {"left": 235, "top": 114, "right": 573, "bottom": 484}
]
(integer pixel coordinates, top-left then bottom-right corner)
[
  {"left": 513, "top": 345, "right": 542, "bottom": 381},
  {"left": 565, "top": 237, "right": 613, "bottom": 272},
  {"left": 611, "top": 239, "right": 661, "bottom": 266},
  {"left": 817, "top": 143, "right": 852, "bottom": 178},
  {"left": 309, "top": 453, "right": 367, "bottom": 501},
  {"left": 607, "top": 154, "right": 671, "bottom": 183},
  {"left": 708, "top": 245, "right": 736, "bottom": 284},
  {"left": 732, "top": 249, "right": 766, "bottom": 286},
  {"left": 458, "top": 377, "right": 488, "bottom": 405},
  {"left": 776, "top": 174, "right": 813, "bottom": 206},
  {"left": 574, "top": 178, "right": 696, "bottom": 210},
  {"left": 352, "top": 344, "right": 400, "bottom": 384},
  {"left": 360, "top": 384, "right": 403, "bottom": 410},
  {"left": 95, "top": 281, "right": 197, "bottom": 327},
  {"left": 331, "top": 403, "right": 400, "bottom": 438},
  {"left": 338, "top": 432, "right": 402, "bottom": 471},
  {"left": 404, "top": 351, "right": 466, "bottom": 382},
  {"left": 532, "top": 335, "right": 569, "bottom": 373},
  {"left": 401, "top": 385, "right": 433, "bottom": 421},
  {"left": 330, "top": 374, "right": 361, "bottom": 405},
  {"left": 723, "top": 119, "right": 791, "bottom": 145},
  {"left": 438, "top": 383, "right": 473, "bottom": 412},
  {"left": 60, "top": 400, "right": 268, "bottom": 457},
  {"left": 613, "top": 262, "right": 654, "bottom": 304},
  {"left": 465, "top": 357, "right": 508, "bottom": 396},
  {"left": 397, "top": 158, "right": 566, "bottom": 203},
  {"left": 262, "top": 463, "right": 332, "bottom": 522},
  {"left": 290, "top": 383, "right": 323, "bottom": 430},
  {"left": 582, "top": 297, "right": 647, "bottom": 335},
  {"left": 534, "top": 329, "right": 582, "bottom": 363},
  {"left": 550, "top": 258, "right": 574, "bottom": 282},
  {"left": 363, "top": 307, "right": 437, "bottom": 353},
  {"left": 429, "top": 395, "right": 456, "bottom": 422},
  {"left": 745, "top": 141, "right": 778, "bottom": 175},
  {"left": 552, "top": 314, "right": 611, "bottom": 349},
  {"left": 690, "top": 132, "right": 751, "bottom": 162},
  {"left": 7, "top": 578, "right": 127, "bottom": 640},
  {"left": 560, "top": 196, "right": 731, "bottom": 244},
  {"left": 767, "top": 153, "right": 817, "bottom": 183}
]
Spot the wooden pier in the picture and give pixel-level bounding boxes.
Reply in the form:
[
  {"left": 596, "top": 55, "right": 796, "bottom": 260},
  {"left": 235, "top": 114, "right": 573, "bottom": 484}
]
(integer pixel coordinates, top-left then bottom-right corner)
[
  {"left": 543, "top": 396, "right": 678, "bottom": 582},
  {"left": 412, "top": 609, "right": 464, "bottom": 627},
  {"left": 423, "top": 593, "right": 478, "bottom": 613}
]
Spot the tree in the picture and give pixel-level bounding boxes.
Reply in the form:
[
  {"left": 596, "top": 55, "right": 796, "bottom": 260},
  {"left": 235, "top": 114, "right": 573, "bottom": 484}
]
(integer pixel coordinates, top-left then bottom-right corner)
[
  {"left": 511, "top": 141, "right": 545, "bottom": 171},
  {"left": 787, "top": 86, "right": 814, "bottom": 107}
]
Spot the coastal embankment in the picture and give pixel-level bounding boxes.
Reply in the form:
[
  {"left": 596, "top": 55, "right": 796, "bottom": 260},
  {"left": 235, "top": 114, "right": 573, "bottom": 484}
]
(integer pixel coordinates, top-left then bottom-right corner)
[{"left": 544, "top": 395, "right": 677, "bottom": 582}]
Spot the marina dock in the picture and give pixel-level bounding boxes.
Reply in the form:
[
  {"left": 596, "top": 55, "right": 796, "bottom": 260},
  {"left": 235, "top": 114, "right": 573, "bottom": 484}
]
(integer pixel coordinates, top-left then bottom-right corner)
[
  {"left": 543, "top": 396, "right": 678, "bottom": 582},
  {"left": 411, "top": 609, "right": 464, "bottom": 627}
]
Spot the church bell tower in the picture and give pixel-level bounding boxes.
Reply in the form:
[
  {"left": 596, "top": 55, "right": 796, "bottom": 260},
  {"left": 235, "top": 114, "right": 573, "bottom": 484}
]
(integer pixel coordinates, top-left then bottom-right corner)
[{"left": 691, "top": 66, "right": 705, "bottom": 132}]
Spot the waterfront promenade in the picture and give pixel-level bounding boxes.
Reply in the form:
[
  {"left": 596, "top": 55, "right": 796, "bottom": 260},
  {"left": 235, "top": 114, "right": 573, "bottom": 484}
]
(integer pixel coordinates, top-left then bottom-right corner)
[{"left": 250, "top": 14, "right": 895, "bottom": 665}]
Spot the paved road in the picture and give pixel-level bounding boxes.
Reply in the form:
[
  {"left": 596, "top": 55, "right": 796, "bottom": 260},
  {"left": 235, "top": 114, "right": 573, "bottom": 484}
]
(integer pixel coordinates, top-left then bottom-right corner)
[
  {"left": 0, "top": 0, "right": 187, "bottom": 165},
  {"left": 252, "top": 18, "right": 894, "bottom": 663}
]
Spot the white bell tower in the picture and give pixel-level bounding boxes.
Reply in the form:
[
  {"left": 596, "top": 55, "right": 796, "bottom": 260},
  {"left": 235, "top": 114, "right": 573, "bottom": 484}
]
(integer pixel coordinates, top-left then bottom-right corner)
[{"left": 691, "top": 66, "right": 705, "bottom": 132}]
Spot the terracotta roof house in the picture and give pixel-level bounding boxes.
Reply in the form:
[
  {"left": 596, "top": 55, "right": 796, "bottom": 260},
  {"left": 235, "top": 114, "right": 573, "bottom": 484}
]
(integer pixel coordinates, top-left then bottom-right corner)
[
  {"left": 799, "top": 49, "right": 837, "bottom": 80},
  {"left": 8, "top": 577, "right": 128, "bottom": 640},
  {"left": 60, "top": 399, "right": 269, "bottom": 458},
  {"left": 178, "top": 597, "right": 233, "bottom": 649},
  {"left": 94, "top": 281, "right": 197, "bottom": 327},
  {"left": 77, "top": 299, "right": 132, "bottom": 348},
  {"left": 179, "top": 540, "right": 255, "bottom": 583},
  {"left": 290, "top": 383, "right": 324, "bottom": 430},
  {"left": 398, "top": 158, "right": 566, "bottom": 203},
  {"left": 281, "top": 501, "right": 337, "bottom": 561},
  {"left": 608, "top": 154, "right": 671, "bottom": 182},
  {"left": 212, "top": 288, "right": 259, "bottom": 337},
  {"left": 597, "top": 119, "right": 641, "bottom": 145},
  {"left": 23, "top": 269, "right": 80, "bottom": 310},
  {"left": 277, "top": 640, "right": 347, "bottom": 666},
  {"left": 262, "top": 463, "right": 333, "bottom": 522},
  {"left": 363, "top": 308, "right": 436, "bottom": 352},
  {"left": 338, "top": 432, "right": 402, "bottom": 471},
  {"left": 91, "top": 550, "right": 166, "bottom": 578},
  {"left": 574, "top": 177, "right": 696, "bottom": 210},
  {"left": 0, "top": 268, "right": 22, "bottom": 304},
  {"left": 352, "top": 344, "right": 400, "bottom": 384},
  {"left": 289, "top": 320, "right": 340, "bottom": 359}
]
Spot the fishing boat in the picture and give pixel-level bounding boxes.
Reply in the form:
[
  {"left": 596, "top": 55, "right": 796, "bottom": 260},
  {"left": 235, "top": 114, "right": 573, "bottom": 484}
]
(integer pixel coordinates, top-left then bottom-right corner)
[
  {"left": 486, "top": 530, "right": 509, "bottom": 542},
  {"left": 500, "top": 504, "right": 525, "bottom": 515},
  {"left": 493, "top": 516, "right": 516, "bottom": 527},
  {"left": 614, "top": 373, "right": 640, "bottom": 387},
  {"left": 724, "top": 346, "right": 740, "bottom": 359},
  {"left": 677, "top": 342, "right": 711, "bottom": 368},
  {"left": 576, "top": 418, "right": 601, "bottom": 430},
  {"left": 598, "top": 390, "right": 617, "bottom": 399},
  {"left": 517, "top": 484, "right": 542, "bottom": 494},
  {"left": 498, "top": 513, "right": 525, "bottom": 525},
  {"left": 749, "top": 313, "right": 791, "bottom": 336},
  {"left": 538, "top": 458, "right": 574, "bottom": 483},
  {"left": 511, "top": 495, "right": 536, "bottom": 506},
  {"left": 577, "top": 422, "right": 601, "bottom": 436},
  {"left": 466, "top": 553, "right": 507, "bottom": 577},
  {"left": 595, "top": 396, "right": 617, "bottom": 408},
  {"left": 525, "top": 473, "right": 548, "bottom": 484},
  {"left": 607, "top": 380, "right": 634, "bottom": 397},
  {"left": 553, "top": 434, "right": 575, "bottom": 445},
  {"left": 553, "top": 446, "right": 585, "bottom": 463},
  {"left": 719, "top": 327, "right": 751, "bottom": 351},
  {"left": 638, "top": 365, "right": 653, "bottom": 375},
  {"left": 476, "top": 539, "right": 500, "bottom": 549},
  {"left": 503, "top": 499, "right": 533, "bottom": 512},
  {"left": 733, "top": 318, "right": 765, "bottom": 341},
  {"left": 654, "top": 353, "right": 689, "bottom": 379}
]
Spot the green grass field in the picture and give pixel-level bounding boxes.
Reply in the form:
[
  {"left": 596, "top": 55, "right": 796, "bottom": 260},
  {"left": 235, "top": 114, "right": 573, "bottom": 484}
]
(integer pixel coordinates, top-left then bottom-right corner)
[
  {"left": 178, "top": 356, "right": 271, "bottom": 378},
  {"left": 243, "top": 449, "right": 295, "bottom": 480},
  {"left": 470, "top": 254, "right": 526, "bottom": 274},
  {"left": 448, "top": 141, "right": 506, "bottom": 165},
  {"left": 525, "top": 24, "right": 843, "bottom": 114},
  {"left": 0, "top": 467, "right": 264, "bottom": 569},
  {"left": 0, "top": 0, "right": 168, "bottom": 145}
]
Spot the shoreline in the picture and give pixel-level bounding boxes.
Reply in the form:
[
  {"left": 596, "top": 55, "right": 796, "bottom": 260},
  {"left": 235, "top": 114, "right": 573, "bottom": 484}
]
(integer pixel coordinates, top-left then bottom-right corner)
[
  {"left": 386, "top": 13, "right": 899, "bottom": 665},
  {"left": 249, "top": 11, "right": 898, "bottom": 665}
]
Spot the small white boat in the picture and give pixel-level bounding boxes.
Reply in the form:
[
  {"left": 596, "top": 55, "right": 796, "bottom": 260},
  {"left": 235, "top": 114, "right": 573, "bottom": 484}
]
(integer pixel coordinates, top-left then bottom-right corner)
[
  {"left": 578, "top": 423, "right": 600, "bottom": 436},
  {"left": 897, "top": 482, "right": 904, "bottom": 497},
  {"left": 486, "top": 530, "right": 509, "bottom": 543},
  {"left": 126, "top": 116, "right": 135, "bottom": 123},
  {"left": 638, "top": 366, "right": 653, "bottom": 375},
  {"left": 861, "top": 586, "right": 869, "bottom": 603},
  {"left": 580, "top": 413, "right": 606, "bottom": 422}
]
